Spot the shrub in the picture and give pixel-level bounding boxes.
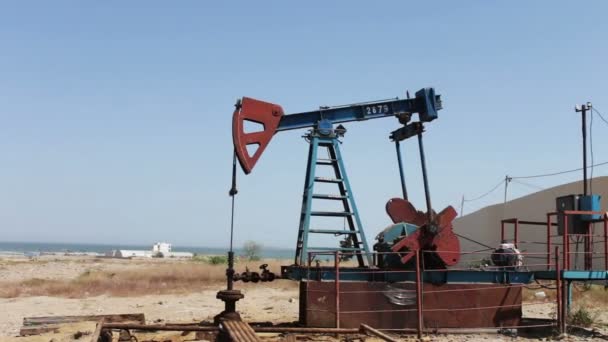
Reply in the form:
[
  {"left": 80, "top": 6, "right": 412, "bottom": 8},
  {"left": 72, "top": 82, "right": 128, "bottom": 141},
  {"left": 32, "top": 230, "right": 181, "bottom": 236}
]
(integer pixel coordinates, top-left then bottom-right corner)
[
  {"left": 242, "top": 241, "right": 262, "bottom": 261},
  {"left": 568, "top": 307, "right": 595, "bottom": 327},
  {"left": 207, "top": 255, "right": 228, "bottom": 265},
  {"left": 191, "top": 254, "right": 206, "bottom": 262},
  {"left": 192, "top": 254, "right": 227, "bottom": 265}
]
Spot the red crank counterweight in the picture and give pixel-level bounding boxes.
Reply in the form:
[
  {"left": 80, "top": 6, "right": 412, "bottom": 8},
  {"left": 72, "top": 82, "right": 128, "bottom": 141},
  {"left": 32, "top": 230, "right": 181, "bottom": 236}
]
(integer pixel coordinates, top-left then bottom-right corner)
[
  {"left": 232, "top": 97, "right": 284, "bottom": 174},
  {"left": 386, "top": 198, "right": 461, "bottom": 268}
]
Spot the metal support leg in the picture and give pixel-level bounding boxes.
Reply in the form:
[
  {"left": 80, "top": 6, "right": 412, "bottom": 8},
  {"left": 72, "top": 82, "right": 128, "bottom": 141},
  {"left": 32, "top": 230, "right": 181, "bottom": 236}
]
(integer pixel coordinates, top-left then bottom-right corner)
[
  {"left": 394, "top": 141, "right": 408, "bottom": 200},
  {"left": 332, "top": 139, "right": 373, "bottom": 267},
  {"left": 567, "top": 281, "right": 573, "bottom": 313},
  {"left": 295, "top": 137, "right": 319, "bottom": 266},
  {"left": 417, "top": 132, "right": 433, "bottom": 227},
  {"left": 555, "top": 247, "right": 562, "bottom": 333},
  {"left": 334, "top": 251, "right": 340, "bottom": 329},
  {"left": 415, "top": 249, "right": 423, "bottom": 339},
  {"left": 561, "top": 279, "right": 568, "bottom": 333},
  {"left": 295, "top": 132, "right": 372, "bottom": 267}
]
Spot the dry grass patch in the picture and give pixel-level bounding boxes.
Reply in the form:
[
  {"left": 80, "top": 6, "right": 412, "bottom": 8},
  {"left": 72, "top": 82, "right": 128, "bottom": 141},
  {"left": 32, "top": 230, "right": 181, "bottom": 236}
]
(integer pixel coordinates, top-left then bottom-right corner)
[{"left": 0, "top": 259, "right": 292, "bottom": 298}]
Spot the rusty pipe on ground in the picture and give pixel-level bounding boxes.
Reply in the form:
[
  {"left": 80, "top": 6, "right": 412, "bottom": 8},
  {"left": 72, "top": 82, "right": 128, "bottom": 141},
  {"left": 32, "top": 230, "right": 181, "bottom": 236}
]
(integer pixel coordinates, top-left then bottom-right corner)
[
  {"left": 360, "top": 324, "right": 400, "bottom": 342},
  {"left": 102, "top": 323, "right": 219, "bottom": 331},
  {"left": 101, "top": 323, "right": 360, "bottom": 334}
]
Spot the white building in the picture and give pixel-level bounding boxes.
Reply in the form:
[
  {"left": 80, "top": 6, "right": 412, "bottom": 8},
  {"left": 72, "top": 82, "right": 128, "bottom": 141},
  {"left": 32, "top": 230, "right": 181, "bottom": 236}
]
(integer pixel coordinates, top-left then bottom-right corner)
[
  {"left": 107, "top": 242, "right": 193, "bottom": 259},
  {"left": 114, "top": 250, "right": 153, "bottom": 258},
  {"left": 152, "top": 242, "right": 172, "bottom": 255},
  {"left": 165, "top": 251, "right": 194, "bottom": 258}
]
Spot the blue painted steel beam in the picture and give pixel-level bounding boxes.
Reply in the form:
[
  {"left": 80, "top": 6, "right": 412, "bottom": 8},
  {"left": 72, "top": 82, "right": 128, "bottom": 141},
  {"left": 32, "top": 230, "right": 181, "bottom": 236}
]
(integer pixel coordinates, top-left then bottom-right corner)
[
  {"left": 276, "top": 88, "right": 441, "bottom": 132},
  {"left": 562, "top": 270, "right": 608, "bottom": 280},
  {"left": 281, "top": 266, "right": 534, "bottom": 284},
  {"left": 533, "top": 270, "right": 608, "bottom": 280}
]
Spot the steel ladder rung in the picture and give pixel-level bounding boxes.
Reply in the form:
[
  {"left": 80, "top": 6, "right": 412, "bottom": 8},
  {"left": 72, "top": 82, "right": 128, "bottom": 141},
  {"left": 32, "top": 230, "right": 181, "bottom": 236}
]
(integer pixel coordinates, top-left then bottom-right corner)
[
  {"left": 316, "top": 158, "right": 337, "bottom": 163},
  {"left": 310, "top": 211, "right": 353, "bottom": 217},
  {"left": 308, "top": 229, "right": 359, "bottom": 234},
  {"left": 311, "top": 194, "right": 348, "bottom": 200},
  {"left": 316, "top": 161, "right": 335, "bottom": 166},
  {"left": 314, "top": 177, "right": 343, "bottom": 183}
]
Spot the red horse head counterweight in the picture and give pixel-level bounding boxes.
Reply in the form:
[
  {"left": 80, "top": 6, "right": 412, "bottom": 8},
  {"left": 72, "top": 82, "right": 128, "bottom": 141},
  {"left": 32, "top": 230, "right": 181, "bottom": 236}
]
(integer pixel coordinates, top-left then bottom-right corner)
[{"left": 232, "top": 97, "right": 284, "bottom": 174}]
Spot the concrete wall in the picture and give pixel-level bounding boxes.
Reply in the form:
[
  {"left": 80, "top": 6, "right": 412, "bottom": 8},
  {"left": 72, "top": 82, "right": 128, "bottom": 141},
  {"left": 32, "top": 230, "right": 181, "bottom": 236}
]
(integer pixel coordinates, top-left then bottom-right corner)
[
  {"left": 115, "top": 250, "right": 152, "bottom": 258},
  {"left": 453, "top": 177, "right": 608, "bottom": 269}
]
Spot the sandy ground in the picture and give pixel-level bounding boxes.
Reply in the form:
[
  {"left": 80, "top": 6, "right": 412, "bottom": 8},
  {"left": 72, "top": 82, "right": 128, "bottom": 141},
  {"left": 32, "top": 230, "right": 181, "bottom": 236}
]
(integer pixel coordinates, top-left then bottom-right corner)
[
  {"left": 0, "top": 289, "right": 299, "bottom": 337},
  {"left": 1, "top": 256, "right": 607, "bottom": 341},
  {"left": 0, "top": 256, "right": 299, "bottom": 336}
]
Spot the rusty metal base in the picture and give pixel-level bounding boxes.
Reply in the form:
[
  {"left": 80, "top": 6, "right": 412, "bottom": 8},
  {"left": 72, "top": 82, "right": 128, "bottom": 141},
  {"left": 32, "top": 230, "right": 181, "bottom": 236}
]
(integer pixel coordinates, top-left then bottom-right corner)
[
  {"left": 300, "top": 281, "right": 522, "bottom": 329},
  {"left": 214, "top": 289, "right": 244, "bottom": 325}
]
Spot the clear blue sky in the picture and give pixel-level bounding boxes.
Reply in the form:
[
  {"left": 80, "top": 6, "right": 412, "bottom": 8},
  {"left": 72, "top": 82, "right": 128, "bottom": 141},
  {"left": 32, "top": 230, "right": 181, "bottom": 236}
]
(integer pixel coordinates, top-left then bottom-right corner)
[{"left": 1, "top": 1, "right": 607, "bottom": 248}]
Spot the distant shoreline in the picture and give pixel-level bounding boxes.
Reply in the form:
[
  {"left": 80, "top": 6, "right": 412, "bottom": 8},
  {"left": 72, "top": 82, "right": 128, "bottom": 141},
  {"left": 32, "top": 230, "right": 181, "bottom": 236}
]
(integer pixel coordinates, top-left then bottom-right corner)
[{"left": 0, "top": 241, "right": 294, "bottom": 259}]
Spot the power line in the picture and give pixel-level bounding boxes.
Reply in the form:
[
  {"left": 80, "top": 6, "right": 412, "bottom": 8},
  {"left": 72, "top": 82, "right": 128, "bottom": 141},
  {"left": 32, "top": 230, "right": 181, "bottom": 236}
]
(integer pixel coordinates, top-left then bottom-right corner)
[
  {"left": 454, "top": 233, "right": 494, "bottom": 250},
  {"left": 592, "top": 107, "right": 608, "bottom": 126},
  {"left": 464, "top": 158, "right": 608, "bottom": 202},
  {"left": 511, "top": 179, "right": 544, "bottom": 191},
  {"left": 463, "top": 178, "right": 505, "bottom": 202},
  {"left": 510, "top": 160, "right": 608, "bottom": 179},
  {"left": 460, "top": 106, "right": 608, "bottom": 212}
]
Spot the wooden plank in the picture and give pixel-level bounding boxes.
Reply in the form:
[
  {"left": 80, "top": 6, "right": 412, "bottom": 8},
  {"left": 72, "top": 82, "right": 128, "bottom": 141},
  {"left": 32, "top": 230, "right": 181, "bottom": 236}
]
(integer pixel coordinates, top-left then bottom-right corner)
[
  {"left": 90, "top": 320, "right": 104, "bottom": 342},
  {"left": 221, "top": 320, "right": 261, "bottom": 342},
  {"left": 19, "top": 326, "right": 60, "bottom": 336},
  {"left": 23, "top": 313, "right": 145, "bottom": 326}
]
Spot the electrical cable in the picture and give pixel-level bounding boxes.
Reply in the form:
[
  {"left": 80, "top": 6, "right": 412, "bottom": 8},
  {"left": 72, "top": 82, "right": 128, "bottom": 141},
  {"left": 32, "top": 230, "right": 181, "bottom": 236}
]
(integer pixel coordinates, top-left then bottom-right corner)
[
  {"left": 592, "top": 107, "right": 608, "bottom": 126},
  {"left": 510, "top": 161, "right": 608, "bottom": 180},
  {"left": 511, "top": 179, "right": 544, "bottom": 191},
  {"left": 454, "top": 233, "right": 495, "bottom": 250},
  {"left": 466, "top": 161, "right": 608, "bottom": 206},
  {"left": 463, "top": 178, "right": 505, "bottom": 202}
]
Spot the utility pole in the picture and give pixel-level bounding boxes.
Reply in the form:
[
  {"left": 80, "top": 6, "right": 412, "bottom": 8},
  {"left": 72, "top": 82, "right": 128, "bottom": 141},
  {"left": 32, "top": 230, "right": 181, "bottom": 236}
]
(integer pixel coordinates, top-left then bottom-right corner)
[
  {"left": 575, "top": 102, "right": 593, "bottom": 271},
  {"left": 575, "top": 103, "right": 592, "bottom": 196},
  {"left": 503, "top": 175, "right": 512, "bottom": 204},
  {"left": 460, "top": 195, "right": 465, "bottom": 217}
]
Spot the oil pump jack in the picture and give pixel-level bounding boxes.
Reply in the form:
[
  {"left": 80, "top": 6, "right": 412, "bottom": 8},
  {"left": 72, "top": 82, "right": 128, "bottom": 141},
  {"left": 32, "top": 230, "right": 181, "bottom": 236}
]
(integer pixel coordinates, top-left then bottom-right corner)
[{"left": 231, "top": 87, "right": 460, "bottom": 272}]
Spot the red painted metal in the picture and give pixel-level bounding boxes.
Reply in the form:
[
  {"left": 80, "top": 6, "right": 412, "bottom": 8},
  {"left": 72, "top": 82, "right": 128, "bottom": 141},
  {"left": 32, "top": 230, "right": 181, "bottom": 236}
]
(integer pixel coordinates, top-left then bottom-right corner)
[
  {"left": 514, "top": 219, "right": 519, "bottom": 248},
  {"left": 555, "top": 246, "right": 561, "bottom": 332},
  {"left": 431, "top": 227, "right": 460, "bottom": 267},
  {"left": 563, "top": 216, "right": 569, "bottom": 269},
  {"left": 232, "top": 97, "right": 284, "bottom": 174},
  {"left": 509, "top": 210, "right": 608, "bottom": 270},
  {"left": 334, "top": 251, "right": 340, "bottom": 329},
  {"left": 604, "top": 214, "right": 608, "bottom": 270},
  {"left": 547, "top": 214, "right": 552, "bottom": 271},
  {"left": 585, "top": 223, "right": 592, "bottom": 269},
  {"left": 386, "top": 198, "right": 426, "bottom": 226},
  {"left": 560, "top": 264, "right": 567, "bottom": 334},
  {"left": 301, "top": 281, "right": 522, "bottom": 329},
  {"left": 415, "top": 250, "right": 423, "bottom": 339},
  {"left": 387, "top": 199, "right": 460, "bottom": 267}
]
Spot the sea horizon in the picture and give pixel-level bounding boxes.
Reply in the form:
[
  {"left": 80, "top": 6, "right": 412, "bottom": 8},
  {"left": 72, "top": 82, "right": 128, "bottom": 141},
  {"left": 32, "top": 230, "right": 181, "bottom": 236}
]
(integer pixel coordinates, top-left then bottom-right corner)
[{"left": 0, "top": 240, "right": 294, "bottom": 259}]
